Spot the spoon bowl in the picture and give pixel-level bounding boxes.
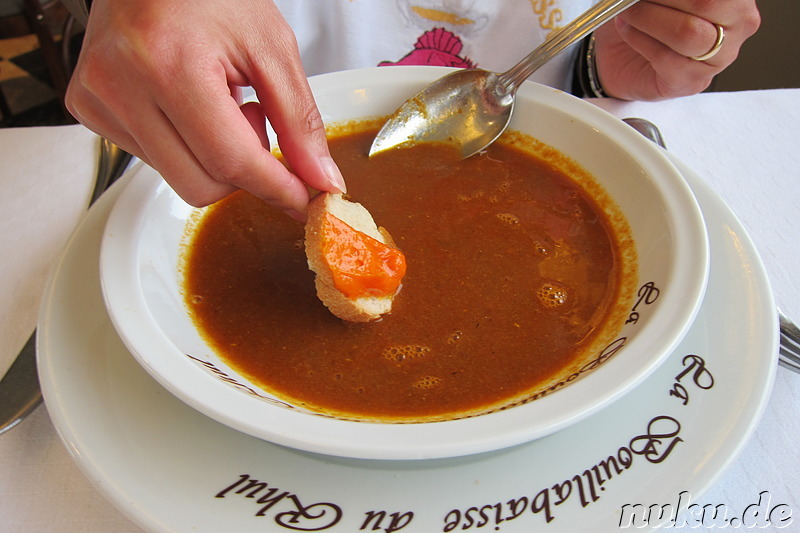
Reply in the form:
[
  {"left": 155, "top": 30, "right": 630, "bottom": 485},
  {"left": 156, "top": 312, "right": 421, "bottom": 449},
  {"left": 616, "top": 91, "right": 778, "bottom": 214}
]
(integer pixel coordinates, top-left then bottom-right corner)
[
  {"left": 369, "top": 69, "right": 514, "bottom": 159},
  {"left": 370, "top": 0, "right": 640, "bottom": 158}
]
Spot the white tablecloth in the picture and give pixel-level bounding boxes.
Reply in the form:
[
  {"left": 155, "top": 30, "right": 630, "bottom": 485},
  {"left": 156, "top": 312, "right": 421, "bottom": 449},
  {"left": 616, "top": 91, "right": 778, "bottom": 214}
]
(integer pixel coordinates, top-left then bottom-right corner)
[{"left": 0, "top": 89, "right": 798, "bottom": 532}]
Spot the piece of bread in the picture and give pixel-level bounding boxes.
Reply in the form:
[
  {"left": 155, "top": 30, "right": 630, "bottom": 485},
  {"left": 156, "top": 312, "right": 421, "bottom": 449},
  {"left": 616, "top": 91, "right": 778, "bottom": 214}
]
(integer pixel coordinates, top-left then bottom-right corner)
[{"left": 305, "top": 193, "right": 406, "bottom": 322}]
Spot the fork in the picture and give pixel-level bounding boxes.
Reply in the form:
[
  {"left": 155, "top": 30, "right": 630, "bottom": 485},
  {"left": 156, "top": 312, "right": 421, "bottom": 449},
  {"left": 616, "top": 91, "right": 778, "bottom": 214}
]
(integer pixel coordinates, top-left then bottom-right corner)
[
  {"left": 779, "top": 309, "right": 800, "bottom": 372},
  {"left": 623, "top": 118, "right": 800, "bottom": 375}
]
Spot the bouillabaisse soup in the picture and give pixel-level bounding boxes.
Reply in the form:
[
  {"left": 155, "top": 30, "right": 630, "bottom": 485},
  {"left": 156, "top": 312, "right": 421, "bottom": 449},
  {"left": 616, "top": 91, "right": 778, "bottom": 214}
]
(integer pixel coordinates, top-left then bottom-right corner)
[{"left": 181, "top": 122, "right": 637, "bottom": 423}]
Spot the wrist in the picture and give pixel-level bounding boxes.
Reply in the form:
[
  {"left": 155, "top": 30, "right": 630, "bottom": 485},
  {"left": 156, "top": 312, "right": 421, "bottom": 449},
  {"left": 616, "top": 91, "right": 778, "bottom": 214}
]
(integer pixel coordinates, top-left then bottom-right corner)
[{"left": 572, "top": 33, "right": 608, "bottom": 99}]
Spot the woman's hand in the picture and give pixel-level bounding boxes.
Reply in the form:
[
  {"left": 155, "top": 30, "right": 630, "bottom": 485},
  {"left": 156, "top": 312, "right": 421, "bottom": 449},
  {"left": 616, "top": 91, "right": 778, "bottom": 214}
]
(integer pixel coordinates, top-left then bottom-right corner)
[
  {"left": 66, "top": 0, "right": 345, "bottom": 220},
  {"left": 595, "top": 0, "right": 761, "bottom": 101}
]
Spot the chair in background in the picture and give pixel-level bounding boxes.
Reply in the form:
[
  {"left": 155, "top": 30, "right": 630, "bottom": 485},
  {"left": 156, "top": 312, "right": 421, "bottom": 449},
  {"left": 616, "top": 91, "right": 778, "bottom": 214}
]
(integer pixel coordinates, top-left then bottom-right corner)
[{"left": 0, "top": 0, "right": 80, "bottom": 122}]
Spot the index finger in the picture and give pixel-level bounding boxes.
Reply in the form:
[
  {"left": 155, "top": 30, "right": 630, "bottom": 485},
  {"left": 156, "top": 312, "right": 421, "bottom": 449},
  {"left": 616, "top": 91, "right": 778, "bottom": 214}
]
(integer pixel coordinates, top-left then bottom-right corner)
[
  {"left": 245, "top": 24, "right": 347, "bottom": 197},
  {"left": 151, "top": 59, "right": 315, "bottom": 213}
]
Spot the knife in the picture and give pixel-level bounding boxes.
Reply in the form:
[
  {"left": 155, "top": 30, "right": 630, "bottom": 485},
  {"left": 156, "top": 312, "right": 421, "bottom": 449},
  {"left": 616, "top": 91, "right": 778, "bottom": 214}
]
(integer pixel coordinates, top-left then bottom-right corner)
[{"left": 0, "top": 138, "right": 132, "bottom": 435}]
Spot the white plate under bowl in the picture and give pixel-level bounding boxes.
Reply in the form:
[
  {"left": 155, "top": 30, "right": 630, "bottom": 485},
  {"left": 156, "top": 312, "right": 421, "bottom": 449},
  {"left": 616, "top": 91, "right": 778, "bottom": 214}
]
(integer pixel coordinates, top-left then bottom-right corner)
[
  {"left": 37, "top": 154, "right": 775, "bottom": 532},
  {"left": 98, "top": 67, "right": 709, "bottom": 460}
]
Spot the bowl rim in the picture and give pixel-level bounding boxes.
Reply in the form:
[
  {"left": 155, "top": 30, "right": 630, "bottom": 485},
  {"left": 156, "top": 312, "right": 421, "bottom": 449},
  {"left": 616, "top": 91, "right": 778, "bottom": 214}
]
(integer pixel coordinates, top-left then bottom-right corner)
[{"left": 100, "top": 66, "right": 709, "bottom": 460}]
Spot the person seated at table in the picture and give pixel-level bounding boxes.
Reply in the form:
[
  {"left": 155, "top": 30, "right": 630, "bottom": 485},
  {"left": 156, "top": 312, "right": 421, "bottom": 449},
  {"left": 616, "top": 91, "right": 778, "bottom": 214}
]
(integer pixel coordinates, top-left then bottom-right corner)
[{"left": 60, "top": 0, "right": 759, "bottom": 221}]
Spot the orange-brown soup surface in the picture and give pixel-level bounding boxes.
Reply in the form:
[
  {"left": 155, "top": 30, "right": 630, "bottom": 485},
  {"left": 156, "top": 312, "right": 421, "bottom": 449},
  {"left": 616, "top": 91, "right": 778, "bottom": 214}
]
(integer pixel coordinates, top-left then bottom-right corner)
[{"left": 183, "top": 126, "right": 627, "bottom": 422}]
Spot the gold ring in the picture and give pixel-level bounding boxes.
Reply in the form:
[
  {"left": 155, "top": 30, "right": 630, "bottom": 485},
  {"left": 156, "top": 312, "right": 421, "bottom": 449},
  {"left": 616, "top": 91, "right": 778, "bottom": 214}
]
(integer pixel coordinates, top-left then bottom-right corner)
[{"left": 690, "top": 23, "right": 725, "bottom": 61}]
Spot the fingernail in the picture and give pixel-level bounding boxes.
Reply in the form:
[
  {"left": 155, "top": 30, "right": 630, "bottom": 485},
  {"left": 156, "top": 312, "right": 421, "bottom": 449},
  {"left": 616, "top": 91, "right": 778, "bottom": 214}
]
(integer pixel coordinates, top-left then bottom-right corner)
[{"left": 321, "top": 156, "right": 347, "bottom": 194}]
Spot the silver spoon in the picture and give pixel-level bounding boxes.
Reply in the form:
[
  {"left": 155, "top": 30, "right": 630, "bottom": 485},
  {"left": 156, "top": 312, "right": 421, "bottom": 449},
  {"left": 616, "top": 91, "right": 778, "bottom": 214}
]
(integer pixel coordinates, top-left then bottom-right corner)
[{"left": 370, "top": 0, "right": 640, "bottom": 159}]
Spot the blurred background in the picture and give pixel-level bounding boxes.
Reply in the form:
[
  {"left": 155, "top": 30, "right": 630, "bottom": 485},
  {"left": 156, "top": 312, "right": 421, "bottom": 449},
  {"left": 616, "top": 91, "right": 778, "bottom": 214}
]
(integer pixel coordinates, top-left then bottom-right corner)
[{"left": 1, "top": 0, "right": 798, "bottom": 128}]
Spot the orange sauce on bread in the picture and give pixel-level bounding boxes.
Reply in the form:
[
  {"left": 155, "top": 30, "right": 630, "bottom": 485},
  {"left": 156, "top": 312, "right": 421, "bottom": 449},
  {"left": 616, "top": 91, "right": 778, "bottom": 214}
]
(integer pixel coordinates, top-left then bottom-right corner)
[{"left": 321, "top": 212, "right": 406, "bottom": 298}]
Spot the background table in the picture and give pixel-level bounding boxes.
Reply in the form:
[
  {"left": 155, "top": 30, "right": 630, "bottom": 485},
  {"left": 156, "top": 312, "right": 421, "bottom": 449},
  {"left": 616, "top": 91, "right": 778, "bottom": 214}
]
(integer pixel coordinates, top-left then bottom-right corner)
[{"left": 1, "top": 88, "right": 798, "bottom": 531}]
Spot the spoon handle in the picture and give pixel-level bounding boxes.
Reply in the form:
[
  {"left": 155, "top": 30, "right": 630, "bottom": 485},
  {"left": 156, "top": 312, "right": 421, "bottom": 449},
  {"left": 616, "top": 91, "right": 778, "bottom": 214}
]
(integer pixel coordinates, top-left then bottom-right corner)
[{"left": 499, "top": 0, "right": 640, "bottom": 92}]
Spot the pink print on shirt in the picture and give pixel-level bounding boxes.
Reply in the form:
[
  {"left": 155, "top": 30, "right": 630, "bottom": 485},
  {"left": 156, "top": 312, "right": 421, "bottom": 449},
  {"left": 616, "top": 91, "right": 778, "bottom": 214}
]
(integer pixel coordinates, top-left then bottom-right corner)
[{"left": 379, "top": 28, "right": 475, "bottom": 68}]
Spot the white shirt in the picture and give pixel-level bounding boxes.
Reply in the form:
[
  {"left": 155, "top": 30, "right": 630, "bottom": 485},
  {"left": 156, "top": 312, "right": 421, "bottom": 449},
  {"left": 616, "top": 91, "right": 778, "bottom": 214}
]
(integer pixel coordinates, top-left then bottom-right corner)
[{"left": 274, "top": 0, "right": 594, "bottom": 91}]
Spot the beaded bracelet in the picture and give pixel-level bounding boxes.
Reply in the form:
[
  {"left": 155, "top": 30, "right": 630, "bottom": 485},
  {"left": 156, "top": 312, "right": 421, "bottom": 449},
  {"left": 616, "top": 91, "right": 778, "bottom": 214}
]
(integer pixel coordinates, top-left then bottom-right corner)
[{"left": 572, "top": 33, "right": 608, "bottom": 98}]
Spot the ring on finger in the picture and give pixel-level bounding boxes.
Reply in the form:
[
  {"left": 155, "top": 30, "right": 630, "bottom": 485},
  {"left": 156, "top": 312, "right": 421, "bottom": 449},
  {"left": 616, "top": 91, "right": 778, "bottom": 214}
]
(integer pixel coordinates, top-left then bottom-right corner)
[{"left": 690, "top": 23, "right": 725, "bottom": 61}]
